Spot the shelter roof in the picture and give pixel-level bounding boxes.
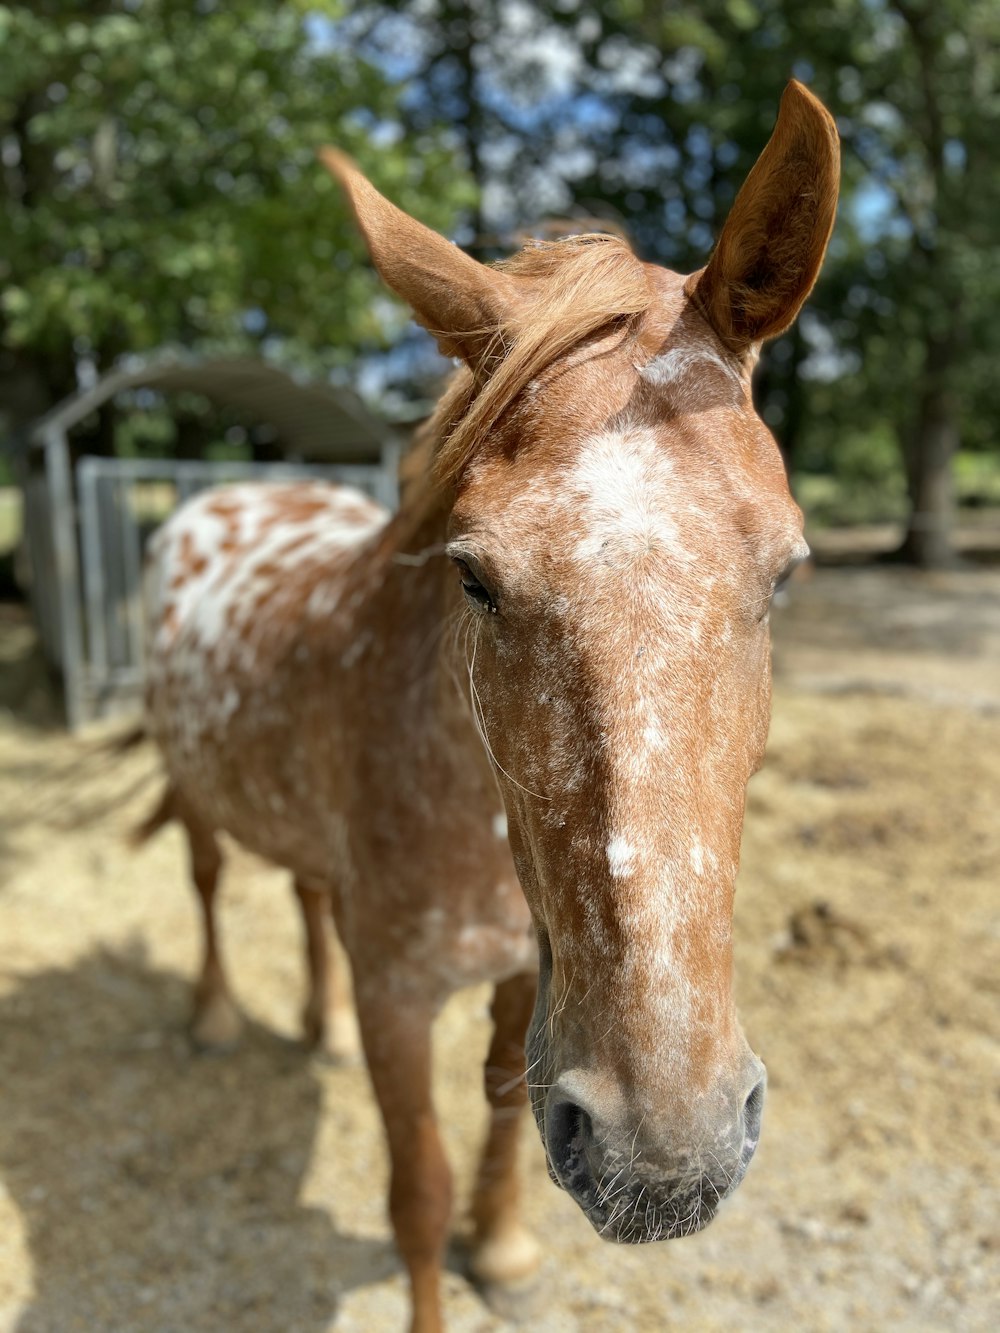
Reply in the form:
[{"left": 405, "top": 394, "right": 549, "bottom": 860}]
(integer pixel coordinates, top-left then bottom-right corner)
[{"left": 28, "top": 352, "right": 397, "bottom": 462}]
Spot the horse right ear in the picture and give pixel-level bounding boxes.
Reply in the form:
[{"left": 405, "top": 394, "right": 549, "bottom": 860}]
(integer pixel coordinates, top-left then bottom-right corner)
[
  {"left": 319, "top": 149, "right": 522, "bottom": 374},
  {"left": 687, "top": 80, "right": 840, "bottom": 358}
]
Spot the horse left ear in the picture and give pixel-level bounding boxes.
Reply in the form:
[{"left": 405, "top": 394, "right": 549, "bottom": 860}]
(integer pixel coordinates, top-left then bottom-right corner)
[
  {"left": 318, "top": 147, "right": 523, "bottom": 374},
  {"left": 687, "top": 80, "right": 840, "bottom": 356}
]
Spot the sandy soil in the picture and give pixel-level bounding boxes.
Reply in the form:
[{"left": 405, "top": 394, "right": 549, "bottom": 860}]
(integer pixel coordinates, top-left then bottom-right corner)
[{"left": 0, "top": 558, "right": 998, "bottom": 1332}]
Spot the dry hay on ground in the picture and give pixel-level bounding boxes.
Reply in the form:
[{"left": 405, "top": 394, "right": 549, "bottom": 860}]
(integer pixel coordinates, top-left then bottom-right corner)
[{"left": 0, "top": 566, "right": 998, "bottom": 1331}]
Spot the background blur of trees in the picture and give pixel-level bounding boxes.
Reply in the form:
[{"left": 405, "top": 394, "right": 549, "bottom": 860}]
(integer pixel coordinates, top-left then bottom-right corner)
[
  {"left": 0, "top": 0, "right": 474, "bottom": 455},
  {"left": 2, "top": 0, "right": 998, "bottom": 567}
]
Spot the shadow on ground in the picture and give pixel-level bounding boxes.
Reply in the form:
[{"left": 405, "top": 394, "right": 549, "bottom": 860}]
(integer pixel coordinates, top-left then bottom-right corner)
[
  {"left": 0, "top": 946, "right": 397, "bottom": 1332},
  {"left": 0, "top": 603, "right": 64, "bottom": 733}
]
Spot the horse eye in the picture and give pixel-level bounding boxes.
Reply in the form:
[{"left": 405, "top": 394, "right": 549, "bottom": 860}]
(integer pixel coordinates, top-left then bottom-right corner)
[
  {"left": 771, "top": 552, "right": 808, "bottom": 605},
  {"left": 453, "top": 559, "right": 498, "bottom": 614},
  {"left": 773, "top": 567, "right": 794, "bottom": 595}
]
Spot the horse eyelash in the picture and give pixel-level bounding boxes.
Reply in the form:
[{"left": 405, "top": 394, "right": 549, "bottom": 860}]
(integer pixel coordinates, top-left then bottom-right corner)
[{"left": 453, "top": 557, "right": 499, "bottom": 614}]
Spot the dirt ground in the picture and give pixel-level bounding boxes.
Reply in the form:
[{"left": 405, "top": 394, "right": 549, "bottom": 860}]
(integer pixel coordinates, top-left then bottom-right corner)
[{"left": 1, "top": 546, "right": 998, "bottom": 1332}]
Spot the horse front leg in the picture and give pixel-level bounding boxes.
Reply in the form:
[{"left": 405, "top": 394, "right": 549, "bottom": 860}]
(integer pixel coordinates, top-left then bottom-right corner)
[
  {"left": 354, "top": 974, "right": 452, "bottom": 1333},
  {"left": 469, "top": 970, "right": 540, "bottom": 1287}
]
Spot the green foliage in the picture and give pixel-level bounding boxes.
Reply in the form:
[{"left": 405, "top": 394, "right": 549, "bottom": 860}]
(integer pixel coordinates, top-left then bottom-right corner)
[
  {"left": 346, "top": 0, "right": 998, "bottom": 555},
  {"left": 795, "top": 426, "right": 909, "bottom": 527},
  {"left": 0, "top": 484, "right": 20, "bottom": 554},
  {"left": 114, "top": 401, "right": 257, "bottom": 462},
  {"left": 3, "top": 0, "right": 998, "bottom": 557},
  {"left": 796, "top": 446, "right": 1000, "bottom": 528},
  {"left": 954, "top": 451, "right": 1000, "bottom": 508},
  {"left": 0, "top": 0, "right": 472, "bottom": 416}
]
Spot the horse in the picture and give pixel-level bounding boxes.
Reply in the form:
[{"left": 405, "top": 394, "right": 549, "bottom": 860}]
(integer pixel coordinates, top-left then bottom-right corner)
[{"left": 139, "top": 80, "right": 839, "bottom": 1333}]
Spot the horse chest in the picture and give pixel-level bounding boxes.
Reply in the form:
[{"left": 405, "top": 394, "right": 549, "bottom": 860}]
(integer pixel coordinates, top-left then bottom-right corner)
[{"left": 333, "top": 764, "right": 537, "bottom": 991}]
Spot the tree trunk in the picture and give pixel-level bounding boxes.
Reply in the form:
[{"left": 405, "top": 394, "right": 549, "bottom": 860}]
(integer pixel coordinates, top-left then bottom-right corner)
[
  {"left": 447, "top": 0, "right": 487, "bottom": 259},
  {"left": 897, "top": 337, "right": 960, "bottom": 568}
]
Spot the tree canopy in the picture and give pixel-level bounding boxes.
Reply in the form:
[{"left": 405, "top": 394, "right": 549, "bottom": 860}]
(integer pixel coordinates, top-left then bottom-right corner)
[
  {"left": 341, "top": 0, "right": 1000, "bottom": 565},
  {"left": 2, "top": 0, "right": 998, "bottom": 565},
  {"left": 0, "top": 0, "right": 473, "bottom": 430}
]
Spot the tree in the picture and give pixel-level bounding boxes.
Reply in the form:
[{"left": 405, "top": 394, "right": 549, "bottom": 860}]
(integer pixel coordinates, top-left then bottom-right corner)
[
  {"left": 590, "top": 0, "right": 1000, "bottom": 565},
  {"left": 340, "top": 0, "right": 858, "bottom": 468},
  {"left": 832, "top": 0, "right": 1000, "bottom": 566},
  {"left": 342, "top": 0, "right": 1000, "bottom": 565},
  {"left": 0, "top": 0, "right": 473, "bottom": 444}
]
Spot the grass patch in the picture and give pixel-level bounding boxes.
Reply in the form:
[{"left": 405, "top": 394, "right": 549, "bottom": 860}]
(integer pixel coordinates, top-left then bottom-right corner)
[{"left": 0, "top": 489, "right": 22, "bottom": 556}]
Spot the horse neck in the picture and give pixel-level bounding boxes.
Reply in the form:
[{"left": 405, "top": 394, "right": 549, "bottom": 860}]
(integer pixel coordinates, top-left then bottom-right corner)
[
  {"left": 328, "top": 482, "right": 497, "bottom": 800},
  {"left": 356, "top": 483, "right": 469, "bottom": 711}
]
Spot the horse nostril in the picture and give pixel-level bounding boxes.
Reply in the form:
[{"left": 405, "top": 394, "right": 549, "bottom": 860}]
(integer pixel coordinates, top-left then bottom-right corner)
[
  {"left": 546, "top": 1098, "right": 594, "bottom": 1189},
  {"left": 743, "top": 1076, "right": 766, "bottom": 1148}
]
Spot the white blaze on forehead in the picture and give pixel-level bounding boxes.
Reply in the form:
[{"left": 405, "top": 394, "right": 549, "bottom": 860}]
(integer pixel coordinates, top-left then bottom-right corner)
[
  {"left": 568, "top": 428, "right": 693, "bottom": 565},
  {"left": 607, "top": 836, "right": 638, "bottom": 878}
]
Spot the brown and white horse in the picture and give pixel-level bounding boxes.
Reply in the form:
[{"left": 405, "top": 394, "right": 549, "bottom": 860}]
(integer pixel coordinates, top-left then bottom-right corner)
[{"left": 142, "top": 82, "right": 838, "bottom": 1332}]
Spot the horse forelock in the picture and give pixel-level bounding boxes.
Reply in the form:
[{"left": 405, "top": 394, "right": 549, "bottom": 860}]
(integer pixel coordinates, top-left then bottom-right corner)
[{"left": 419, "top": 234, "right": 653, "bottom": 495}]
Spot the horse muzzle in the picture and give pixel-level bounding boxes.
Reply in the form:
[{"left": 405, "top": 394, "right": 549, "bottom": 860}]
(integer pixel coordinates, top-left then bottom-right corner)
[{"left": 538, "top": 1061, "right": 766, "bottom": 1243}]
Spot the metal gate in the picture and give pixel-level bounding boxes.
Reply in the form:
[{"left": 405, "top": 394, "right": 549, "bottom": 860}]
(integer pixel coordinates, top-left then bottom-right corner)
[{"left": 71, "top": 455, "right": 396, "bottom": 727}]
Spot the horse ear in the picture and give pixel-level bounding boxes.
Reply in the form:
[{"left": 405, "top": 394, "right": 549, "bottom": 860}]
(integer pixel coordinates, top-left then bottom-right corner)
[
  {"left": 319, "top": 148, "right": 520, "bottom": 373},
  {"left": 688, "top": 80, "right": 840, "bottom": 355}
]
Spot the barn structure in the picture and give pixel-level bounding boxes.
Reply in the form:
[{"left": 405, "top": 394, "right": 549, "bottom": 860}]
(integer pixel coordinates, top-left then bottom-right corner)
[{"left": 20, "top": 352, "right": 404, "bottom": 729}]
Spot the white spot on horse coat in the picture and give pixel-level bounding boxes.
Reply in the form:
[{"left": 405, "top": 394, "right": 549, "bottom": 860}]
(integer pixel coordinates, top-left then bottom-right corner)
[
  {"left": 638, "top": 346, "right": 742, "bottom": 393},
  {"left": 607, "top": 836, "right": 637, "bottom": 879},
  {"left": 690, "top": 840, "right": 705, "bottom": 877}
]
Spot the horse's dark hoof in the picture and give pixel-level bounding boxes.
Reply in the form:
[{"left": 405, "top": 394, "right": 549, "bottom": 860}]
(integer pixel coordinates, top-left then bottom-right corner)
[{"left": 476, "top": 1273, "right": 545, "bottom": 1324}]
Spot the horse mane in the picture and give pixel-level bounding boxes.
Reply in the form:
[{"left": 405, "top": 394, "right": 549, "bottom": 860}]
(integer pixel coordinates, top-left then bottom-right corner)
[{"left": 418, "top": 233, "right": 653, "bottom": 495}]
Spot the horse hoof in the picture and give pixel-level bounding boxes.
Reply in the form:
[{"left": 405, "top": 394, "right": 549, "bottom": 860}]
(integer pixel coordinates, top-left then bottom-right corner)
[
  {"left": 475, "top": 1272, "right": 544, "bottom": 1323},
  {"left": 470, "top": 1223, "right": 541, "bottom": 1286},
  {"left": 191, "top": 993, "right": 243, "bottom": 1051},
  {"left": 302, "top": 1005, "right": 362, "bottom": 1064}
]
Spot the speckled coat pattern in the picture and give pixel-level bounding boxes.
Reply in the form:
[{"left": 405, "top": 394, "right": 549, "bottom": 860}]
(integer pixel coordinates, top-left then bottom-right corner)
[{"left": 145, "top": 480, "right": 535, "bottom": 997}]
